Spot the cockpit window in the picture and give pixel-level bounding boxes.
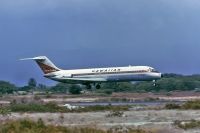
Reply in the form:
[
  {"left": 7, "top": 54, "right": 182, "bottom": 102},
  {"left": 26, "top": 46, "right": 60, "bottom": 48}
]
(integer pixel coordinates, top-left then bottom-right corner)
[{"left": 151, "top": 69, "right": 159, "bottom": 73}]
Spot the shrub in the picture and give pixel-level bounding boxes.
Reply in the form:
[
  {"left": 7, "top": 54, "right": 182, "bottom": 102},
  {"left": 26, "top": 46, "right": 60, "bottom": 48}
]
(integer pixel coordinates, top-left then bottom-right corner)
[
  {"left": 174, "top": 120, "right": 200, "bottom": 130},
  {"left": 106, "top": 110, "right": 124, "bottom": 117},
  {"left": 165, "top": 103, "right": 181, "bottom": 109},
  {"left": 165, "top": 100, "right": 200, "bottom": 110},
  {"left": 69, "top": 85, "right": 82, "bottom": 94},
  {"left": 75, "top": 105, "right": 130, "bottom": 112},
  {"left": 104, "top": 90, "right": 113, "bottom": 95},
  {"left": 182, "top": 100, "right": 200, "bottom": 109},
  {"left": 0, "top": 108, "right": 11, "bottom": 116}
]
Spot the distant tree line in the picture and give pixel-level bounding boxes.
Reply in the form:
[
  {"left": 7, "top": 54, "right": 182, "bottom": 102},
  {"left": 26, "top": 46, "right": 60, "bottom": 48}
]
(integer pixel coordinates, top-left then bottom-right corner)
[
  {"left": 94, "top": 74, "right": 200, "bottom": 93},
  {"left": 0, "top": 81, "right": 16, "bottom": 94},
  {"left": 1, "top": 73, "right": 200, "bottom": 95}
]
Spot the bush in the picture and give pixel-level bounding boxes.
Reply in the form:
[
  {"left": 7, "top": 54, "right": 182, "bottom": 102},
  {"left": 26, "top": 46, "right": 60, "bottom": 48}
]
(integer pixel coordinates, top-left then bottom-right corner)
[
  {"left": 50, "top": 83, "right": 70, "bottom": 93},
  {"left": 106, "top": 110, "right": 124, "bottom": 117},
  {"left": 165, "top": 103, "right": 181, "bottom": 109},
  {"left": 104, "top": 90, "right": 113, "bottom": 95},
  {"left": 75, "top": 105, "right": 130, "bottom": 113},
  {"left": 69, "top": 85, "right": 82, "bottom": 94},
  {"left": 182, "top": 100, "right": 200, "bottom": 109},
  {"left": 0, "top": 108, "right": 11, "bottom": 116},
  {"left": 174, "top": 120, "right": 200, "bottom": 130}
]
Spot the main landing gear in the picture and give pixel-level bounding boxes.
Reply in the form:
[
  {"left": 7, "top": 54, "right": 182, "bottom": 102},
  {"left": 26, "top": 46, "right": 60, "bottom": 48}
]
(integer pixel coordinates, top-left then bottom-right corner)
[
  {"left": 85, "top": 84, "right": 101, "bottom": 89},
  {"left": 96, "top": 84, "right": 101, "bottom": 89}
]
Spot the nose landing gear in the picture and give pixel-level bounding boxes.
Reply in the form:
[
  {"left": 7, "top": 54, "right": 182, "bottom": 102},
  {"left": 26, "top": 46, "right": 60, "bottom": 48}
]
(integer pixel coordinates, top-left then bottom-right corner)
[{"left": 153, "top": 80, "right": 156, "bottom": 86}]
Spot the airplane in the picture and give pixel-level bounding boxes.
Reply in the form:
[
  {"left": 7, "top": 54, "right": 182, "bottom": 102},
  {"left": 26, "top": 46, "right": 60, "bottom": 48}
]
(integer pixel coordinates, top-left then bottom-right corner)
[{"left": 21, "top": 56, "right": 162, "bottom": 89}]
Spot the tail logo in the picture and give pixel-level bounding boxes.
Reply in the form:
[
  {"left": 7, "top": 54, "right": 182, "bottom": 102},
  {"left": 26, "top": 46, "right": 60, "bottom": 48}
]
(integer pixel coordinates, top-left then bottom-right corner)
[{"left": 36, "top": 61, "right": 59, "bottom": 74}]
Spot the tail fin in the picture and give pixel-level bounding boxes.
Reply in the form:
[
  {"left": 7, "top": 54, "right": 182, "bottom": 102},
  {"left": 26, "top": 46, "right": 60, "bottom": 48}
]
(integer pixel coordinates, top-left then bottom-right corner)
[{"left": 20, "top": 56, "right": 61, "bottom": 74}]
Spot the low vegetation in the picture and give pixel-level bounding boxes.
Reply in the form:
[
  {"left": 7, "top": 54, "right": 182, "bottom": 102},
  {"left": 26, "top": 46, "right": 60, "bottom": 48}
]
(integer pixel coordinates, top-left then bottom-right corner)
[
  {"left": 78, "top": 105, "right": 130, "bottom": 112},
  {"left": 106, "top": 110, "right": 125, "bottom": 117},
  {"left": 9, "top": 103, "right": 66, "bottom": 113},
  {"left": 0, "top": 108, "right": 11, "bottom": 116},
  {"left": 165, "top": 100, "right": 200, "bottom": 110},
  {"left": 165, "top": 103, "right": 181, "bottom": 109},
  {"left": 174, "top": 119, "right": 200, "bottom": 130},
  {"left": 0, "top": 119, "right": 155, "bottom": 133},
  {"left": 181, "top": 100, "right": 200, "bottom": 109},
  {"left": 0, "top": 119, "right": 106, "bottom": 133},
  {"left": 1, "top": 102, "right": 130, "bottom": 113}
]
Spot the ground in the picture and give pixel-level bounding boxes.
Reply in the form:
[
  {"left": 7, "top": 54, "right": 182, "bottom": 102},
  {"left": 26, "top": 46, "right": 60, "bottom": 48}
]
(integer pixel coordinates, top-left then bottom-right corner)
[
  {"left": 1, "top": 110, "right": 200, "bottom": 133},
  {"left": 1, "top": 91, "right": 200, "bottom": 133}
]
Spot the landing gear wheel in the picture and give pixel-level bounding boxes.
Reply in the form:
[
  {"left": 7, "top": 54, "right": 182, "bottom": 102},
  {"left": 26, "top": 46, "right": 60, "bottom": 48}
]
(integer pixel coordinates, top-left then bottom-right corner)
[
  {"left": 153, "top": 80, "right": 156, "bottom": 87},
  {"left": 96, "top": 84, "right": 101, "bottom": 89}
]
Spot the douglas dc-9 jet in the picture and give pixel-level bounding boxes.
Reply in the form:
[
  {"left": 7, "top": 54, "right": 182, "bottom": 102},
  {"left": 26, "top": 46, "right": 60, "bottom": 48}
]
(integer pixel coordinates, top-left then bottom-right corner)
[{"left": 21, "top": 56, "right": 162, "bottom": 89}]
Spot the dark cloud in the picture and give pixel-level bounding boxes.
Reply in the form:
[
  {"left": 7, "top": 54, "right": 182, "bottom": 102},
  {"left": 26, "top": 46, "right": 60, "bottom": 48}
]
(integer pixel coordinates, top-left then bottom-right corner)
[{"left": 0, "top": 0, "right": 200, "bottom": 85}]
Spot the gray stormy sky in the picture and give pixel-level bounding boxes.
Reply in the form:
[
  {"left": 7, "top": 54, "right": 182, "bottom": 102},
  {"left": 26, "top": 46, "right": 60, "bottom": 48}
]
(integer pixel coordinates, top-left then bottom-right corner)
[{"left": 0, "top": 0, "right": 200, "bottom": 86}]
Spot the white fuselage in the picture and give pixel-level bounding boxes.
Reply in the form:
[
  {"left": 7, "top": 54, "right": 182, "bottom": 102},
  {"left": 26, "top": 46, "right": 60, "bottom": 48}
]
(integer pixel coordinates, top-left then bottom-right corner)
[{"left": 44, "top": 66, "right": 161, "bottom": 84}]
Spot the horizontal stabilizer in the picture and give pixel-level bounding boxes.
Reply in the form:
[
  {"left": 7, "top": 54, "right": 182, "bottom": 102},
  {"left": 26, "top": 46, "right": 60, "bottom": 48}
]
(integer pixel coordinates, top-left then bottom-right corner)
[{"left": 20, "top": 56, "right": 47, "bottom": 61}]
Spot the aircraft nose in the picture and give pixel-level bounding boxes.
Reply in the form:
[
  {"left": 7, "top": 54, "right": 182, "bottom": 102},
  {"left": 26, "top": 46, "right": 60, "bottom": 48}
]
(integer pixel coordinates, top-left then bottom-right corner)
[
  {"left": 153, "top": 73, "right": 162, "bottom": 79},
  {"left": 157, "top": 73, "right": 162, "bottom": 78}
]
